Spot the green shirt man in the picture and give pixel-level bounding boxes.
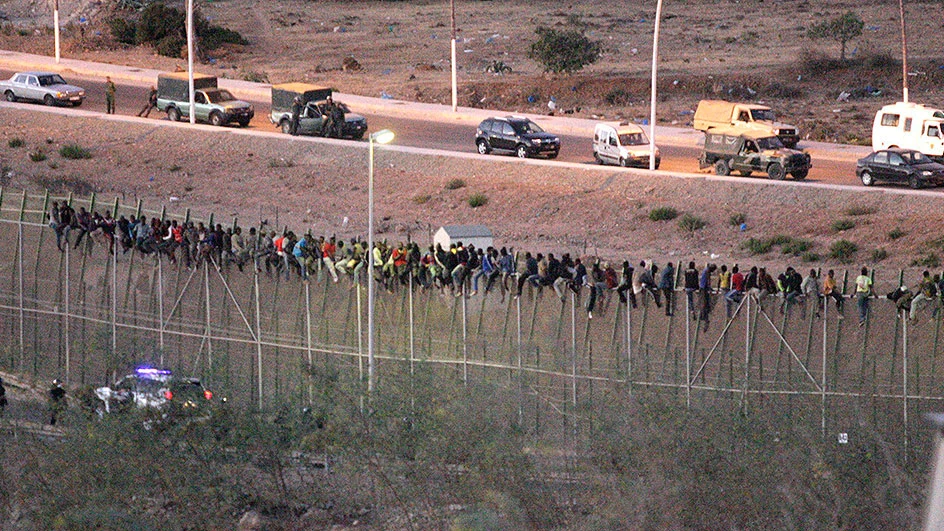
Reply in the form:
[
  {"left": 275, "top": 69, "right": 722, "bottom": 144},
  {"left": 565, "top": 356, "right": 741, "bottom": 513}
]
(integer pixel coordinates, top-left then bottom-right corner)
[{"left": 105, "top": 76, "right": 116, "bottom": 114}]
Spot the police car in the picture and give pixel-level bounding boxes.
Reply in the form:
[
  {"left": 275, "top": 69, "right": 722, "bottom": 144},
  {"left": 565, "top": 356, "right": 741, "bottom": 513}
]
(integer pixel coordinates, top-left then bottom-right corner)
[{"left": 94, "top": 367, "right": 214, "bottom": 420}]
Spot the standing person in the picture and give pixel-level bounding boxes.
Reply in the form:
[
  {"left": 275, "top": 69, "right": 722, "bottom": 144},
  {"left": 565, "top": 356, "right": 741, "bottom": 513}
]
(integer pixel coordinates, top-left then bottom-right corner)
[
  {"left": 137, "top": 85, "right": 157, "bottom": 117},
  {"left": 105, "top": 76, "right": 116, "bottom": 114},
  {"left": 48, "top": 379, "right": 66, "bottom": 425},
  {"left": 290, "top": 96, "right": 303, "bottom": 135},
  {"left": 659, "top": 262, "right": 675, "bottom": 316},
  {"left": 698, "top": 263, "right": 717, "bottom": 328},
  {"left": 910, "top": 270, "right": 938, "bottom": 321},
  {"left": 855, "top": 267, "right": 874, "bottom": 327}
]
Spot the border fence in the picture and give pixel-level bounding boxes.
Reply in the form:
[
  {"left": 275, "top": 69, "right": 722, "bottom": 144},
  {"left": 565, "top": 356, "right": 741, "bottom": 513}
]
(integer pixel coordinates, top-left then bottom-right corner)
[{"left": 1, "top": 189, "right": 942, "bottom": 452}]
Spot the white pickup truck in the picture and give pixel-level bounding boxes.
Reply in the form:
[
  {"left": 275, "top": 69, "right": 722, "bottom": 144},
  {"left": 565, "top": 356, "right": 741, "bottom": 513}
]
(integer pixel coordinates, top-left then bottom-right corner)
[{"left": 0, "top": 71, "right": 86, "bottom": 107}]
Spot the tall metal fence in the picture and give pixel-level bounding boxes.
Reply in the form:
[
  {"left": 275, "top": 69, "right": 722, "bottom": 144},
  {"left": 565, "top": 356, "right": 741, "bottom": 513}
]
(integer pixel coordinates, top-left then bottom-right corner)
[{"left": 1, "top": 189, "right": 942, "bottom": 451}]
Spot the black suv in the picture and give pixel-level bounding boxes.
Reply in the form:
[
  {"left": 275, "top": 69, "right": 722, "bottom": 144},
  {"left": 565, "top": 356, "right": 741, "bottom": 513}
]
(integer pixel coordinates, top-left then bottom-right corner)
[{"left": 475, "top": 116, "right": 561, "bottom": 159}]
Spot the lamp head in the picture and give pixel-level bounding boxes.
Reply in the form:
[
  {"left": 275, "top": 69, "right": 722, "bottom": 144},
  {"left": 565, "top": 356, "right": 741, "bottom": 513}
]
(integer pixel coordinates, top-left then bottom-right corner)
[{"left": 369, "top": 129, "right": 395, "bottom": 144}]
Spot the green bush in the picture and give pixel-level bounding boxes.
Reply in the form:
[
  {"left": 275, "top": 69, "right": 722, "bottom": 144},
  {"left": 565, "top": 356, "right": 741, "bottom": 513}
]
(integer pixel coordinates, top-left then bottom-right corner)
[
  {"left": 649, "top": 206, "right": 678, "bottom": 222},
  {"left": 741, "top": 237, "right": 773, "bottom": 255},
  {"left": 29, "top": 150, "right": 46, "bottom": 162},
  {"left": 8, "top": 138, "right": 24, "bottom": 148},
  {"left": 528, "top": 25, "right": 601, "bottom": 73},
  {"left": 829, "top": 239, "right": 858, "bottom": 263},
  {"left": 678, "top": 214, "right": 707, "bottom": 234},
  {"left": 110, "top": 2, "right": 246, "bottom": 57},
  {"left": 768, "top": 234, "right": 793, "bottom": 246},
  {"left": 412, "top": 194, "right": 431, "bottom": 204},
  {"left": 844, "top": 204, "right": 876, "bottom": 216},
  {"left": 912, "top": 253, "right": 941, "bottom": 269},
  {"left": 801, "top": 251, "right": 820, "bottom": 263},
  {"left": 155, "top": 35, "right": 185, "bottom": 58},
  {"left": 467, "top": 193, "right": 489, "bottom": 208},
  {"left": 107, "top": 17, "right": 137, "bottom": 44},
  {"left": 870, "top": 248, "right": 888, "bottom": 262},
  {"left": 831, "top": 219, "right": 855, "bottom": 232},
  {"left": 445, "top": 178, "right": 466, "bottom": 190},
  {"left": 59, "top": 144, "right": 92, "bottom": 160},
  {"left": 728, "top": 212, "right": 746, "bottom": 227},
  {"left": 781, "top": 238, "right": 812, "bottom": 256},
  {"left": 604, "top": 88, "right": 633, "bottom": 106},
  {"left": 888, "top": 228, "right": 906, "bottom": 240}
]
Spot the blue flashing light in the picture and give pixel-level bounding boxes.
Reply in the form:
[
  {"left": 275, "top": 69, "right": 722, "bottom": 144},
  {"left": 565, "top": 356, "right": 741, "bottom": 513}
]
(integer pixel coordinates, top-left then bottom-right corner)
[{"left": 135, "top": 367, "right": 172, "bottom": 377}]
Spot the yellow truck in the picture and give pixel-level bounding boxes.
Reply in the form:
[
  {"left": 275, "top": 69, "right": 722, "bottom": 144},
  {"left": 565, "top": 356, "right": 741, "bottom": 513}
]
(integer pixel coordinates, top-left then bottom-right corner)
[{"left": 693, "top": 100, "right": 799, "bottom": 148}]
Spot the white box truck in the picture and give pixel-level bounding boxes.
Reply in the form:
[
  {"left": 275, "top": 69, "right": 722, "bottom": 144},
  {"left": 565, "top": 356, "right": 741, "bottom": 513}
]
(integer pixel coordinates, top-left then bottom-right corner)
[{"left": 872, "top": 101, "right": 944, "bottom": 161}]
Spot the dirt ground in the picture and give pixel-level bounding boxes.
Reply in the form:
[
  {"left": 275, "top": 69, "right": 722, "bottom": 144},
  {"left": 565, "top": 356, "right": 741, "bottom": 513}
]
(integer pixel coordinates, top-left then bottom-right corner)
[{"left": 0, "top": 0, "right": 944, "bottom": 275}]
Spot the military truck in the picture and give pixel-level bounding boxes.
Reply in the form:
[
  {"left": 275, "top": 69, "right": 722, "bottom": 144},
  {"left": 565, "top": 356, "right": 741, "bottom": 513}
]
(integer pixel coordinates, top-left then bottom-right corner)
[
  {"left": 694, "top": 100, "right": 800, "bottom": 148},
  {"left": 269, "top": 82, "right": 368, "bottom": 139},
  {"left": 156, "top": 72, "right": 254, "bottom": 127},
  {"left": 699, "top": 128, "right": 811, "bottom": 180}
]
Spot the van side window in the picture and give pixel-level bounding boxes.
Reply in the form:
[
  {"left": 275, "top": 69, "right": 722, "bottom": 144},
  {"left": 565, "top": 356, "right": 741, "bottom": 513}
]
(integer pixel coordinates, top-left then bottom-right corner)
[
  {"left": 609, "top": 136, "right": 617, "bottom": 146},
  {"left": 881, "top": 114, "right": 900, "bottom": 127},
  {"left": 928, "top": 125, "right": 941, "bottom": 138},
  {"left": 738, "top": 111, "right": 749, "bottom": 122},
  {"left": 904, "top": 118, "right": 912, "bottom": 132}
]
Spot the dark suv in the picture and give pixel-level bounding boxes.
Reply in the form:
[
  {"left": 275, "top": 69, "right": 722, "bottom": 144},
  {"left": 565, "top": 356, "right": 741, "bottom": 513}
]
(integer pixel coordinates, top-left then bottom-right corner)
[
  {"left": 93, "top": 366, "right": 214, "bottom": 421},
  {"left": 475, "top": 116, "right": 561, "bottom": 159}
]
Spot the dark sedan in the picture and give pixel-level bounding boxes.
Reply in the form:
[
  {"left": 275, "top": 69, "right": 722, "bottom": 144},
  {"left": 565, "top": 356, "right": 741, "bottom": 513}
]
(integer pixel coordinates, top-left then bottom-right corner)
[{"left": 856, "top": 148, "right": 944, "bottom": 189}]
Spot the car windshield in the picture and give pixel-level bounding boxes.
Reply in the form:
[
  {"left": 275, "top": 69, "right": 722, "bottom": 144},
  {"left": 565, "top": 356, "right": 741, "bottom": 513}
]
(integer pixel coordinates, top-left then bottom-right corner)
[
  {"left": 751, "top": 109, "right": 776, "bottom": 121},
  {"left": 38, "top": 74, "right": 68, "bottom": 86},
  {"left": 205, "top": 89, "right": 235, "bottom": 103},
  {"left": 902, "top": 151, "right": 932, "bottom": 164},
  {"left": 756, "top": 136, "right": 785, "bottom": 150},
  {"left": 514, "top": 120, "right": 544, "bottom": 134},
  {"left": 619, "top": 132, "right": 648, "bottom": 146}
]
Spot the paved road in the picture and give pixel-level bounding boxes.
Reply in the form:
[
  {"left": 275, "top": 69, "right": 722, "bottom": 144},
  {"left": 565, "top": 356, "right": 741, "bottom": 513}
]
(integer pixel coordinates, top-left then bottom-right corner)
[{"left": 0, "top": 69, "right": 863, "bottom": 186}]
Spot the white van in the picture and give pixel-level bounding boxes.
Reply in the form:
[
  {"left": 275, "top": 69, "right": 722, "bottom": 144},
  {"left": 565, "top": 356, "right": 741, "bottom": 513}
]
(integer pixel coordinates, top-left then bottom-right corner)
[
  {"left": 872, "top": 102, "right": 944, "bottom": 159},
  {"left": 592, "top": 122, "right": 660, "bottom": 169}
]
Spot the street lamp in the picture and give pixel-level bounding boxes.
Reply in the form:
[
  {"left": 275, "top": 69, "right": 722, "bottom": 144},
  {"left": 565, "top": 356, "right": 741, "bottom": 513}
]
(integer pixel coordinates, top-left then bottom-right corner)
[{"left": 367, "top": 129, "right": 395, "bottom": 393}]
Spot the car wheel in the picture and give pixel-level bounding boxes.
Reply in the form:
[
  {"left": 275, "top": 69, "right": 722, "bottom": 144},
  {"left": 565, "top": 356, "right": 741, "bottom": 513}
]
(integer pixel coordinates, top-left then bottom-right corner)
[
  {"left": 353, "top": 131, "right": 365, "bottom": 140},
  {"left": 593, "top": 152, "right": 603, "bottom": 164},
  {"left": 516, "top": 144, "right": 529, "bottom": 159},
  {"left": 476, "top": 140, "right": 491, "bottom": 155},
  {"left": 910, "top": 174, "right": 922, "bottom": 190},
  {"left": 860, "top": 170, "right": 874, "bottom": 186},
  {"left": 714, "top": 159, "right": 730, "bottom": 176},
  {"left": 72, "top": 100, "right": 82, "bottom": 107},
  {"left": 280, "top": 120, "right": 292, "bottom": 134},
  {"left": 167, "top": 107, "right": 181, "bottom": 122},
  {"left": 767, "top": 162, "right": 786, "bottom": 180},
  {"left": 546, "top": 151, "right": 558, "bottom": 159},
  {"left": 44, "top": 95, "right": 55, "bottom": 106},
  {"left": 619, "top": 157, "right": 629, "bottom": 168},
  {"left": 237, "top": 118, "right": 250, "bottom": 128},
  {"left": 209, "top": 112, "right": 223, "bottom": 127},
  {"left": 653, "top": 161, "right": 660, "bottom": 170},
  {"left": 792, "top": 170, "right": 808, "bottom": 180},
  {"left": 4, "top": 91, "right": 16, "bottom": 102}
]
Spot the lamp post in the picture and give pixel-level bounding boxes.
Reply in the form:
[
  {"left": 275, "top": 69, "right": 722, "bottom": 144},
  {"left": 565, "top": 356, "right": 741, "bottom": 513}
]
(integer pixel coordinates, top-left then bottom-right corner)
[
  {"left": 648, "top": 0, "right": 664, "bottom": 171},
  {"left": 367, "top": 129, "right": 395, "bottom": 394}
]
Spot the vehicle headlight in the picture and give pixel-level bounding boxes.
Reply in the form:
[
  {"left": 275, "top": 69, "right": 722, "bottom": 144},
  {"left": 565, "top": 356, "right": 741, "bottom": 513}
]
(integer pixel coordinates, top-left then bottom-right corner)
[
  {"left": 55, "top": 91, "right": 64, "bottom": 98},
  {"left": 921, "top": 170, "right": 933, "bottom": 176},
  {"left": 531, "top": 138, "right": 542, "bottom": 145}
]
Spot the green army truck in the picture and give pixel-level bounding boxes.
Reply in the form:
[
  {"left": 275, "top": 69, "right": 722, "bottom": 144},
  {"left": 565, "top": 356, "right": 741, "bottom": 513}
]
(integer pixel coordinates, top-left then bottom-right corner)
[{"left": 156, "top": 72, "right": 254, "bottom": 127}]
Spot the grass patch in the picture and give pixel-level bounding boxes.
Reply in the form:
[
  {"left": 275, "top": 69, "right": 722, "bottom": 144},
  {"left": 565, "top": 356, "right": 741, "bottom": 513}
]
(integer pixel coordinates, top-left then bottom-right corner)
[
  {"left": 168, "top": 164, "right": 182, "bottom": 172},
  {"left": 34, "top": 175, "right": 97, "bottom": 196},
  {"left": 678, "top": 213, "right": 707, "bottom": 234},
  {"left": 8, "top": 138, "right": 24, "bottom": 148},
  {"left": 801, "top": 251, "right": 820, "bottom": 262},
  {"left": 649, "top": 206, "right": 678, "bottom": 221},
  {"left": 781, "top": 238, "right": 812, "bottom": 256},
  {"left": 29, "top": 150, "right": 46, "bottom": 162},
  {"left": 844, "top": 205, "right": 876, "bottom": 217},
  {"left": 467, "top": 193, "right": 489, "bottom": 208},
  {"left": 741, "top": 237, "right": 773, "bottom": 255},
  {"left": 831, "top": 219, "right": 855, "bottom": 232},
  {"left": 870, "top": 248, "right": 888, "bottom": 262},
  {"left": 829, "top": 239, "right": 858, "bottom": 263},
  {"left": 445, "top": 178, "right": 466, "bottom": 190},
  {"left": 888, "top": 228, "right": 906, "bottom": 240},
  {"left": 412, "top": 194, "right": 431, "bottom": 204},
  {"left": 728, "top": 212, "right": 746, "bottom": 227},
  {"left": 59, "top": 144, "right": 92, "bottom": 160},
  {"left": 912, "top": 253, "right": 941, "bottom": 269}
]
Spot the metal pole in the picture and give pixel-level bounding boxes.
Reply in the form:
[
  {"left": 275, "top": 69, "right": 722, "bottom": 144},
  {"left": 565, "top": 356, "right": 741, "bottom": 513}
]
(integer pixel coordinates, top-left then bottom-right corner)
[
  {"left": 822, "top": 294, "right": 828, "bottom": 438},
  {"left": 626, "top": 301, "right": 632, "bottom": 382},
  {"left": 516, "top": 293, "right": 522, "bottom": 425},
  {"left": 186, "top": 0, "right": 196, "bottom": 124},
  {"left": 571, "top": 291, "right": 577, "bottom": 410},
  {"left": 367, "top": 137, "right": 376, "bottom": 393},
  {"left": 17, "top": 191, "right": 25, "bottom": 371},
  {"left": 253, "top": 271, "right": 263, "bottom": 410},
  {"left": 356, "top": 278, "right": 364, "bottom": 412},
  {"left": 306, "top": 281, "right": 313, "bottom": 406},
  {"left": 409, "top": 271, "right": 415, "bottom": 412},
  {"left": 53, "top": 0, "right": 60, "bottom": 63},
  {"left": 461, "top": 283, "right": 468, "bottom": 385},
  {"left": 904, "top": 309, "right": 910, "bottom": 456},
  {"left": 899, "top": 0, "right": 909, "bottom": 103},
  {"left": 685, "top": 290, "right": 691, "bottom": 408},
  {"left": 158, "top": 252, "right": 165, "bottom": 366},
  {"left": 648, "top": 0, "right": 664, "bottom": 170},
  {"left": 450, "top": 0, "right": 458, "bottom": 112},
  {"left": 111, "top": 238, "right": 116, "bottom": 365},
  {"left": 204, "top": 260, "right": 213, "bottom": 378}
]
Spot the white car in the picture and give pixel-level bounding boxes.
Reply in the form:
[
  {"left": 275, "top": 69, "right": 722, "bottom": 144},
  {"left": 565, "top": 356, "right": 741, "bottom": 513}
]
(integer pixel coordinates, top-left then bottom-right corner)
[{"left": 0, "top": 71, "right": 86, "bottom": 107}]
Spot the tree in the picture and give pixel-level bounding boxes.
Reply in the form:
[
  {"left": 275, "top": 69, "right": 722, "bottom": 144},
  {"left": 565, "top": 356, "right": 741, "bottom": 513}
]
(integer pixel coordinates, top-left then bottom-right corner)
[
  {"left": 807, "top": 11, "right": 864, "bottom": 62},
  {"left": 528, "top": 25, "right": 602, "bottom": 74}
]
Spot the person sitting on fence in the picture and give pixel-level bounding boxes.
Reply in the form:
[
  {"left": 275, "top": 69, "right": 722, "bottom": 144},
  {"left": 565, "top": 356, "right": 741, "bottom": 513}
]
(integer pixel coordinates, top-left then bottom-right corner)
[
  {"left": 134, "top": 215, "right": 155, "bottom": 253},
  {"left": 659, "top": 262, "right": 675, "bottom": 317},
  {"left": 634, "top": 260, "right": 662, "bottom": 308},
  {"left": 800, "top": 268, "right": 822, "bottom": 319},
  {"left": 777, "top": 267, "right": 802, "bottom": 314},
  {"left": 72, "top": 207, "right": 94, "bottom": 251},
  {"left": 552, "top": 253, "right": 575, "bottom": 301},
  {"left": 724, "top": 265, "right": 744, "bottom": 319},
  {"left": 909, "top": 270, "right": 937, "bottom": 322},
  {"left": 822, "top": 269, "right": 844, "bottom": 317}
]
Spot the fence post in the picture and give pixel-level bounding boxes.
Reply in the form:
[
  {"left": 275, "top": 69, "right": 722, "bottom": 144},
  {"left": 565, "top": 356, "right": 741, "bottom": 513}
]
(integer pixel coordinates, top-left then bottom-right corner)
[
  {"left": 17, "top": 190, "right": 26, "bottom": 372},
  {"left": 254, "top": 270, "right": 263, "bottom": 410}
]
